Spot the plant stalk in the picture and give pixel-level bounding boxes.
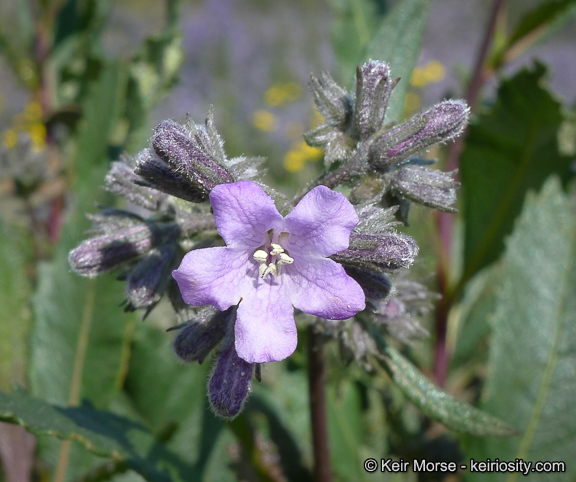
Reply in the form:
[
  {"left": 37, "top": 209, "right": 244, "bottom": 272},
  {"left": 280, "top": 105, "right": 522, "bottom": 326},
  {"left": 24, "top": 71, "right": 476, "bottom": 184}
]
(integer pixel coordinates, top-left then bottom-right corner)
[
  {"left": 433, "top": 0, "right": 507, "bottom": 387},
  {"left": 307, "top": 325, "right": 332, "bottom": 482}
]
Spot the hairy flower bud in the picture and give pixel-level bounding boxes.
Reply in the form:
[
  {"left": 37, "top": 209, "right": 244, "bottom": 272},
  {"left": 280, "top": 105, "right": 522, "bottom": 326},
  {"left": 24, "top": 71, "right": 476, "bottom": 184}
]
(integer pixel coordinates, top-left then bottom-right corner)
[
  {"left": 343, "top": 266, "right": 392, "bottom": 300},
  {"left": 135, "top": 119, "right": 234, "bottom": 202},
  {"left": 389, "top": 165, "right": 460, "bottom": 212},
  {"left": 353, "top": 61, "right": 395, "bottom": 139},
  {"left": 370, "top": 100, "right": 469, "bottom": 169},
  {"left": 172, "top": 307, "right": 235, "bottom": 364},
  {"left": 208, "top": 344, "right": 254, "bottom": 419},
  {"left": 68, "top": 212, "right": 178, "bottom": 277},
  {"left": 125, "top": 247, "right": 177, "bottom": 312},
  {"left": 331, "top": 232, "right": 418, "bottom": 273},
  {"left": 105, "top": 160, "right": 167, "bottom": 211},
  {"left": 153, "top": 120, "right": 234, "bottom": 193},
  {"left": 134, "top": 148, "right": 206, "bottom": 203},
  {"left": 309, "top": 72, "right": 351, "bottom": 126}
]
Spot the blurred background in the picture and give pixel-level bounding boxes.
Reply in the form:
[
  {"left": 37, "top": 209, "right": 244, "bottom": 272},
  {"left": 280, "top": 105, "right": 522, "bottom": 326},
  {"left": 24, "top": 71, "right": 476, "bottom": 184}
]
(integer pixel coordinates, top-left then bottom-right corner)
[{"left": 0, "top": 0, "right": 575, "bottom": 481}]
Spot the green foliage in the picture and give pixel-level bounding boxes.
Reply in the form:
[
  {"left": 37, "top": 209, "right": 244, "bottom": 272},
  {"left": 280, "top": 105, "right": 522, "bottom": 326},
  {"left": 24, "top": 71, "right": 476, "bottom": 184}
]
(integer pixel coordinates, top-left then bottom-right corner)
[
  {"left": 0, "top": 387, "right": 195, "bottom": 481},
  {"left": 492, "top": 0, "right": 576, "bottom": 69},
  {"left": 364, "top": 0, "right": 431, "bottom": 123},
  {"left": 0, "top": 222, "right": 32, "bottom": 391},
  {"left": 329, "top": 0, "right": 430, "bottom": 123},
  {"left": 364, "top": 322, "right": 517, "bottom": 437},
  {"left": 464, "top": 177, "right": 576, "bottom": 480},
  {"left": 460, "top": 62, "right": 573, "bottom": 282}
]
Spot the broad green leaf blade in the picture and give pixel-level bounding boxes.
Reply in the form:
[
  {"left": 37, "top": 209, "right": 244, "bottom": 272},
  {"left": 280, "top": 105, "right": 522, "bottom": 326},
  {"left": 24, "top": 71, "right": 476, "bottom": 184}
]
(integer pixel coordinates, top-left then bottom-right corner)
[
  {"left": 363, "top": 321, "right": 517, "bottom": 437},
  {"left": 0, "top": 388, "right": 195, "bottom": 481},
  {"left": 364, "top": 0, "right": 431, "bottom": 124},
  {"left": 460, "top": 62, "right": 573, "bottom": 282},
  {"left": 465, "top": 177, "right": 576, "bottom": 481},
  {"left": 125, "top": 322, "right": 230, "bottom": 479}
]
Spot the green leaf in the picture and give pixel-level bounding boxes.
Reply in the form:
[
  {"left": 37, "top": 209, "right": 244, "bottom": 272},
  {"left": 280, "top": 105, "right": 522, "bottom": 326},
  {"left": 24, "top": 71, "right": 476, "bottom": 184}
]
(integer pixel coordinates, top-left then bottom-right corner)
[
  {"left": 328, "top": 0, "right": 388, "bottom": 84},
  {"left": 364, "top": 0, "right": 431, "bottom": 124},
  {"left": 327, "top": 380, "right": 366, "bottom": 481},
  {"left": 0, "top": 222, "right": 32, "bottom": 390},
  {"left": 75, "top": 59, "right": 122, "bottom": 174},
  {"left": 124, "top": 322, "right": 228, "bottom": 476},
  {"left": 464, "top": 177, "right": 576, "bottom": 481},
  {"left": 362, "top": 320, "right": 517, "bottom": 437},
  {"left": 499, "top": 0, "right": 576, "bottom": 66},
  {"left": 451, "top": 265, "right": 502, "bottom": 368},
  {"left": 460, "top": 62, "right": 574, "bottom": 282},
  {"left": 0, "top": 387, "right": 195, "bottom": 481}
]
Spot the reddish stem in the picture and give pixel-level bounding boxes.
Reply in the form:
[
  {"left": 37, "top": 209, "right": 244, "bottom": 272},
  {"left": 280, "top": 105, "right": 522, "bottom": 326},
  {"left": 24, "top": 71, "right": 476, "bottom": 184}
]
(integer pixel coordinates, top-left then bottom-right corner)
[
  {"left": 308, "top": 325, "right": 332, "bottom": 482},
  {"left": 433, "top": 0, "right": 507, "bottom": 387}
]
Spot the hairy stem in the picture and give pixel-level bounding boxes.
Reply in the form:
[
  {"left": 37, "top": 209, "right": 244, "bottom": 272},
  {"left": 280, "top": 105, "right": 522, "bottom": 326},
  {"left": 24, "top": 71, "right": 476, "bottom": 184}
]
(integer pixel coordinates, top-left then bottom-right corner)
[
  {"left": 433, "top": 0, "right": 507, "bottom": 387},
  {"left": 307, "top": 325, "right": 332, "bottom": 482}
]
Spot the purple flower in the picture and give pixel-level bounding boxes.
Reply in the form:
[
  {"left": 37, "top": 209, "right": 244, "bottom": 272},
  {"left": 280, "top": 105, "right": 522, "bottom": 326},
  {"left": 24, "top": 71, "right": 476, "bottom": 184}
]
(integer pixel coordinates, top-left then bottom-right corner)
[{"left": 173, "top": 181, "right": 366, "bottom": 363}]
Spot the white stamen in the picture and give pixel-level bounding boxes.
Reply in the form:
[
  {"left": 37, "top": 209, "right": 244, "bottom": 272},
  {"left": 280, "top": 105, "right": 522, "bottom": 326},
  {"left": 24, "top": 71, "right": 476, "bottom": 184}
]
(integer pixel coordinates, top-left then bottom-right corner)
[
  {"left": 277, "top": 252, "right": 294, "bottom": 265},
  {"left": 270, "top": 243, "right": 284, "bottom": 255},
  {"left": 253, "top": 249, "right": 268, "bottom": 263},
  {"left": 261, "top": 263, "right": 277, "bottom": 278}
]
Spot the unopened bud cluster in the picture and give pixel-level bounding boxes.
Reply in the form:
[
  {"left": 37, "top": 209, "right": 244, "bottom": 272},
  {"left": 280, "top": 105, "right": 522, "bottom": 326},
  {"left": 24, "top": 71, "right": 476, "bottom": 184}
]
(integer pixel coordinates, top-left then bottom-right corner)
[
  {"left": 305, "top": 60, "right": 468, "bottom": 214},
  {"left": 68, "top": 60, "right": 469, "bottom": 419}
]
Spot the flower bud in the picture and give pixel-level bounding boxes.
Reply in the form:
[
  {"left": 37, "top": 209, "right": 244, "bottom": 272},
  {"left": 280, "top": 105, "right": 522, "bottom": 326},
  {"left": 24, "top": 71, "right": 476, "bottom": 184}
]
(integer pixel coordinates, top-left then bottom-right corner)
[
  {"left": 105, "top": 160, "right": 167, "bottom": 211},
  {"left": 309, "top": 72, "right": 351, "bottom": 126},
  {"left": 389, "top": 165, "right": 460, "bottom": 212},
  {"left": 150, "top": 120, "right": 234, "bottom": 200},
  {"left": 172, "top": 307, "right": 235, "bottom": 364},
  {"left": 343, "top": 265, "right": 392, "bottom": 300},
  {"left": 125, "top": 247, "right": 177, "bottom": 312},
  {"left": 331, "top": 232, "right": 418, "bottom": 273},
  {"left": 133, "top": 149, "right": 203, "bottom": 203},
  {"left": 370, "top": 100, "right": 469, "bottom": 169},
  {"left": 353, "top": 61, "right": 395, "bottom": 139},
  {"left": 208, "top": 344, "right": 254, "bottom": 419},
  {"left": 68, "top": 212, "right": 178, "bottom": 278}
]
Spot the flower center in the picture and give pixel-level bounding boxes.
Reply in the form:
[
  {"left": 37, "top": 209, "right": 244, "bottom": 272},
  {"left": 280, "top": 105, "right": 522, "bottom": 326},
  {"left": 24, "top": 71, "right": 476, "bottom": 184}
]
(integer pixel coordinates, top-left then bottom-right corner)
[{"left": 252, "top": 240, "right": 294, "bottom": 278}]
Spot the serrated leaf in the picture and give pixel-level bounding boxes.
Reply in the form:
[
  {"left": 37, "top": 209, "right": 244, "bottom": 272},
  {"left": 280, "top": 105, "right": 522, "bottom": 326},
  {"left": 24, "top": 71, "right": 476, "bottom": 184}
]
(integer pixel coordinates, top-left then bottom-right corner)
[
  {"left": 362, "top": 320, "right": 517, "bottom": 437},
  {"left": 465, "top": 177, "right": 576, "bottom": 481},
  {"left": 364, "top": 0, "right": 431, "bottom": 124},
  {"left": 460, "top": 62, "right": 573, "bottom": 282},
  {"left": 0, "top": 388, "right": 195, "bottom": 481}
]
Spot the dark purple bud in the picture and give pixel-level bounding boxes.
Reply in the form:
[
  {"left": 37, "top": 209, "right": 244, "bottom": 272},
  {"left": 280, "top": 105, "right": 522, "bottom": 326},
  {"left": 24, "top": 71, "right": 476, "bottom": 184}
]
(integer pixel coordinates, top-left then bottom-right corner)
[
  {"left": 331, "top": 232, "right": 418, "bottom": 273},
  {"left": 151, "top": 120, "right": 234, "bottom": 200},
  {"left": 69, "top": 214, "right": 178, "bottom": 278},
  {"left": 370, "top": 100, "right": 469, "bottom": 169},
  {"left": 389, "top": 165, "right": 460, "bottom": 212},
  {"left": 208, "top": 344, "right": 253, "bottom": 419},
  {"left": 172, "top": 307, "right": 235, "bottom": 364},
  {"left": 343, "top": 266, "right": 392, "bottom": 300},
  {"left": 134, "top": 149, "right": 206, "bottom": 203},
  {"left": 309, "top": 72, "right": 351, "bottom": 126},
  {"left": 353, "top": 61, "right": 395, "bottom": 139},
  {"left": 105, "top": 160, "right": 167, "bottom": 211},
  {"left": 125, "top": 247, "right": 177, "bottom": 312}
]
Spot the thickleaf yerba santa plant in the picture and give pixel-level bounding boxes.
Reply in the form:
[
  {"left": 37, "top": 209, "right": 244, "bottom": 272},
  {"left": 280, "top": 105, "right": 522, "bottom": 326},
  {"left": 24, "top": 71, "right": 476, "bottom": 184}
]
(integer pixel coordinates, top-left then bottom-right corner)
[{"left": 70, "top": 60, "right": 473, "bottom": 420}]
